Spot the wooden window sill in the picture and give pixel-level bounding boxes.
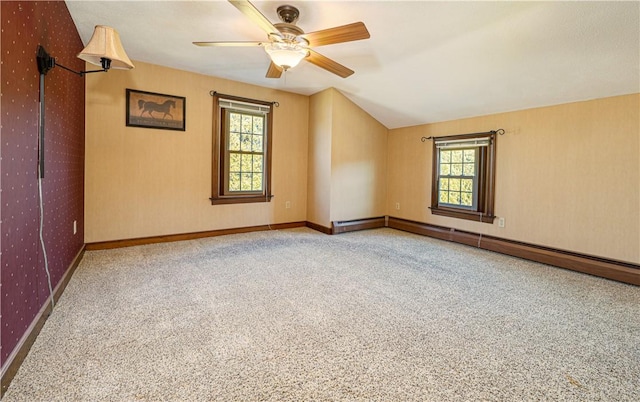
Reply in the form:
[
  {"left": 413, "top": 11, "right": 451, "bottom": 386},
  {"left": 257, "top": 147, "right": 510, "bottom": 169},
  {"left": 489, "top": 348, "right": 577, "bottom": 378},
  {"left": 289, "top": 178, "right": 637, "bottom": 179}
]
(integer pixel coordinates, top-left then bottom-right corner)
[
  {"left": 210, "top": 195, "right": 273, "bottom": 205},
  {"left": 430, "top": 207, "right": 495, "bottom": 223}
]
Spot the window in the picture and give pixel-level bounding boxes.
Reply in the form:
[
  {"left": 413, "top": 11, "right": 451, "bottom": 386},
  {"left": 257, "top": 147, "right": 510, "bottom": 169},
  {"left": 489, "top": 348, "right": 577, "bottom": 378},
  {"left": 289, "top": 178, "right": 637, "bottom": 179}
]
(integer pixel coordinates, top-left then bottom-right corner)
[
  {"left": 211, "top": 93, "right": 273, "bottom": 204},
  {"left": 430, "top": 132, "right": 496, "bottom": 223}
]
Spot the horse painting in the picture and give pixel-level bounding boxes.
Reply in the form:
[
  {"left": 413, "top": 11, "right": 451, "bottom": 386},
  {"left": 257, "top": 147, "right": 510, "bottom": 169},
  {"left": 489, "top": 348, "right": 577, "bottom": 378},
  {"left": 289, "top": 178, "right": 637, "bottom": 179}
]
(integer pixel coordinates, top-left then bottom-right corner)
[
  {"left": 127, "top": 89, "right": 185, "bottom": 131},
  {"left": 138, "top": 99, "right": 176, "bottom": 120}
]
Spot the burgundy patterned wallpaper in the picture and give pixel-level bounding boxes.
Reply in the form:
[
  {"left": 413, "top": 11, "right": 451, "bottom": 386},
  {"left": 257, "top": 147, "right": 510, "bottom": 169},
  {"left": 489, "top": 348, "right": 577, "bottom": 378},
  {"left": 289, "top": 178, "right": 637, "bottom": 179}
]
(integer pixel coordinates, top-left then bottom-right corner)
[{"left": 1, "top": 0, "right": 85, "bottom": 367}]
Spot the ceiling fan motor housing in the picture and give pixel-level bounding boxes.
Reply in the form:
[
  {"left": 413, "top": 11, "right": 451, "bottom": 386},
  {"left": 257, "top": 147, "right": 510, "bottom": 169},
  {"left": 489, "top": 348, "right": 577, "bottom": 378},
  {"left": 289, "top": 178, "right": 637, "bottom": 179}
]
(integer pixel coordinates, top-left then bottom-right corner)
[
  {"left": 274, "top": 23, "right": 306, "bottom": 43},
  {"left": 274, "top": 5, "right": 306, "bottom": 44}
]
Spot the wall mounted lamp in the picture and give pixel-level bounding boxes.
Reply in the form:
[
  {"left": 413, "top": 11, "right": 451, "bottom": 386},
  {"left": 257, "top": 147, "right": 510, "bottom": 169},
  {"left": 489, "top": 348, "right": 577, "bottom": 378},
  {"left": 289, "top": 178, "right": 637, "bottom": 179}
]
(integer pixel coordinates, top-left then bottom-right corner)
[
  {"left": 34, "top": 25, "right": 134, "bottom": 313},
  {"left": 37, "top": 25, "right": 134, "bottom": 76},
  {"left": 36, "top": 25, "right": 133, "bottom": 180}
]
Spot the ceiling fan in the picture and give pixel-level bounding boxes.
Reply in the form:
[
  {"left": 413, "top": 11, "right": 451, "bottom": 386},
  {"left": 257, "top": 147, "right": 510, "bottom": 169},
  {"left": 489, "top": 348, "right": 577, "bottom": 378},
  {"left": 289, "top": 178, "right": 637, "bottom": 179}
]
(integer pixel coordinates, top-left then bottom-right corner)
[{"left": 193, "top": 0, "right": 370, "bottom": 78}]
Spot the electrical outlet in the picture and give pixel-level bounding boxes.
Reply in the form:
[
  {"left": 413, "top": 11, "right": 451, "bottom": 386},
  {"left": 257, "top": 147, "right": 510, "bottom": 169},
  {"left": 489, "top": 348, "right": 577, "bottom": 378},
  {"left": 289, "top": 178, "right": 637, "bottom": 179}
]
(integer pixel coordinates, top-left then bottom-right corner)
[
  {"left": 498, "top": 217, "right": 505, "bottom": 228},
  {"left": 395, "top": 202, "right": 400, "bottom": 210},
  {"left": 285, "top": 201, "right": 291, "bottom": 209},
  {"left": 73, "top": 220, "right": 77, "bottom": 234}
]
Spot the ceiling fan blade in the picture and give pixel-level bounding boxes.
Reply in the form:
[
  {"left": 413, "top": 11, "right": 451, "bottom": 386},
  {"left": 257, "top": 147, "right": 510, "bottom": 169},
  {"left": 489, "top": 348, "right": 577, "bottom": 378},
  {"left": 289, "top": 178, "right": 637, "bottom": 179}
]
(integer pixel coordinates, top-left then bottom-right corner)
[
  {"left": 266, "top": 62, "right": 283, "bottom": 78},
  {"left": 302, "top": 22, "right": 370, "bottom": 47},
  {"left": 193, "top": 41, "right": 264, "bottom": 47},
  {"left": 228, "top": 0, "right": 280, "bottom": 37},
  {"left": 306, "top": 50, "right": 354, "bottom": 78}
]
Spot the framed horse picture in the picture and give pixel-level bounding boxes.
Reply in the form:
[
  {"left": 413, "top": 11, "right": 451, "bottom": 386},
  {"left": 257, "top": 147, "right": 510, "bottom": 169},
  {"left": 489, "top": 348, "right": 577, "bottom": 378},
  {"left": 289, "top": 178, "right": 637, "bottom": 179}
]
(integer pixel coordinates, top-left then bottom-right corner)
[{"left": 126, "top": 89, "right": 186, "bottom": 131}]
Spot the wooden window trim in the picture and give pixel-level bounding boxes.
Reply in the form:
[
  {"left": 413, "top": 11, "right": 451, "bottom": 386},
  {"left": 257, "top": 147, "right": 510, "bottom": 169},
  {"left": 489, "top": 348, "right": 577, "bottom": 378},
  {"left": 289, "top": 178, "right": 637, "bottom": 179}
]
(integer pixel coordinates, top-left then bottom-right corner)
[
  {"left": 211, "top": 93, "right": 273, "bottom": 205},
  {"left": 430, "top": 132, "right": 496, "bottom": 223}
]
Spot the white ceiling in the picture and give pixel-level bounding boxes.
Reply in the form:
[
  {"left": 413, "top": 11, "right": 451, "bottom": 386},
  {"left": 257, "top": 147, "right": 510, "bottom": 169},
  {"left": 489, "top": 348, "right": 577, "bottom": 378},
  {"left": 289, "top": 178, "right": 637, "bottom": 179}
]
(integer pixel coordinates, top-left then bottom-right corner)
[{"left": 66, "top": 0, "right": 640, "bottom": 129}]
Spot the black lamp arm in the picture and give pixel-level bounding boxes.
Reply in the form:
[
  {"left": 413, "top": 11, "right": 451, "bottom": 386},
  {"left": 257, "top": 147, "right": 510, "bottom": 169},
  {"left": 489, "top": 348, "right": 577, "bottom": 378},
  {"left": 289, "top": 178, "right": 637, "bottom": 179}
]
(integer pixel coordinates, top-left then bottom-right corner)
[
  {"left": 36, "top": 45, "right": 111, "bottom": 76},
  {"left": 55, "top": 59, "right": 111, "bottom": 76}
]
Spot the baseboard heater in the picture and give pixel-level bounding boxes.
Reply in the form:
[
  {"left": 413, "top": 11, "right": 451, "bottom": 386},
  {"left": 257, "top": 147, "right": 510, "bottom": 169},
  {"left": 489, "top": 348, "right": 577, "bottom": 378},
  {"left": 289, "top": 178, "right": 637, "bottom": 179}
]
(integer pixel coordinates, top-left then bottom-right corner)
[
  {"left": 386, "top": 216, "right": 639, "bottom": 286},
  {"left": 332, "top": 217, "right": 386, "bottom": 234}
]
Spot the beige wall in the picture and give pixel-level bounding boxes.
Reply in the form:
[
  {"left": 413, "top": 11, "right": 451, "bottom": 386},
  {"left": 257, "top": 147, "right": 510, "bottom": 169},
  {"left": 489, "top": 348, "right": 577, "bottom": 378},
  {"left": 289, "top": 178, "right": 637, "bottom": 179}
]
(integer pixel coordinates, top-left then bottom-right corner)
[
  {"left": 387, "top": 94, "right": 640, "bottom": 264},
  {"left": 85, "top": 61, "right": 308, "bottom": 243},
  {"left": 307, "top": 89, "right": 333, "bottom": 227},
  {"left": 330, "top": 89, "right": 387, "bottom": 222},
  {"left": 307, "top": 88, "right": 388, "bottom": 227},
  {"left": 86, "top": 60, "right": 638, "bottom": 264}
]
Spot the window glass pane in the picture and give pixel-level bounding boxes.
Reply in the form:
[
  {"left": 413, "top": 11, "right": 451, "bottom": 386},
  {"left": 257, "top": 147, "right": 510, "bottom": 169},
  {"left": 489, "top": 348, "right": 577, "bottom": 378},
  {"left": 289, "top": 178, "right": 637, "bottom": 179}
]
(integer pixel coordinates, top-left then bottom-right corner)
[
  {"left": 241, "top": 115, "right": 252, "bottom": 133},
  {"left": 451, "top": 150, "right": 463, "bottom": 163},
  {"left": 440, "top": 164, "right": 450, "bottom": 175},
  {"left": 252, "top": 135, "right": 263, "bottom": 152},
  {"left": 228, "top": 132, "right": 240, "bottom": 151},
  {"left": 227, "top": 113, "right": 265, "bottom": 193},
  {"left": 451, "top": 163, "right": 463, "bottom": 176},
  {"left": 230, "top": 113, "right": 241, "bottom": 133},
  {"left": 241, "top": 173, "right": 252, "bottom": 191},
  {"left": 436, "top": 148, "right": 477, "bottom": 208},
  {"left": 439, "top": 190, "right": 449, "bottom": 203},
  {"left": 253, "top": 117, "right": 263, "bottom": 135},
  {"left": 253, "top": 155, "right": 263, "bottom": 173},
  {"left": 240, "top": 134, "right": 252, "bottom": 152},
  {"left": 252, "top": 173, "right": 263, "bottom": 191},
  {"left": 463, "top": 149, "right": 475, "bottom": 163},
  {"left": 241, "top": 154, "right": 252, "bottom": 172},
  {"left": 463, "top": 163, "right": 475, "bottom": 176},
  {"left": 461, "top": 192, "right": 473, "bottom": 206},
  {"left": 229, "top": 153, "right": 241, "bottom": 172},
  {"left": 449, "top": 178, "right": 461, "bottom": 191},
  {"left": 229, "top": 173, "right": 241, "bottom": 191},
  {"left": 461, "top": 179, "right": 473, "bottom": 192},
  {"left": 439, "top": 178, "right": 449, "bottom": 190}
]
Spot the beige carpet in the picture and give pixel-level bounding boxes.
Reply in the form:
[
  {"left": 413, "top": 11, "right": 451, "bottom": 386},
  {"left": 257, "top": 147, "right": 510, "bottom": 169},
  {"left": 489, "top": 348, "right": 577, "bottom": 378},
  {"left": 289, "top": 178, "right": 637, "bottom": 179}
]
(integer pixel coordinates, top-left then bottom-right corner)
[{"left": 3, "top": 227, "right": 639, "bottom": 401}]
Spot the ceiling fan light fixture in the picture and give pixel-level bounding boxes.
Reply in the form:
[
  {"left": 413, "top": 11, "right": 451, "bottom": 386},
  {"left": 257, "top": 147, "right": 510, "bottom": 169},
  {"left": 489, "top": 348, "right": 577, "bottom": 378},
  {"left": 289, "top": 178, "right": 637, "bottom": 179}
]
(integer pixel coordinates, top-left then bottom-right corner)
[{"left": 264, "top": 42, "right": 308, "bottom": 70}]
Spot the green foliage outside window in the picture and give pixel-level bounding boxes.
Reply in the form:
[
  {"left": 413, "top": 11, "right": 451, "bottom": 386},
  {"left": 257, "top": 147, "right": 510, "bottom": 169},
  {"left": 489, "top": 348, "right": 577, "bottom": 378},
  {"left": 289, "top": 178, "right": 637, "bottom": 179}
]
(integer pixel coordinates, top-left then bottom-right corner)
[
  {"left": 438, "top": 148, "right": 477, "bottom": 208},
  {"left": 227, "top": 112, "right": 264, "bottom": 192}
]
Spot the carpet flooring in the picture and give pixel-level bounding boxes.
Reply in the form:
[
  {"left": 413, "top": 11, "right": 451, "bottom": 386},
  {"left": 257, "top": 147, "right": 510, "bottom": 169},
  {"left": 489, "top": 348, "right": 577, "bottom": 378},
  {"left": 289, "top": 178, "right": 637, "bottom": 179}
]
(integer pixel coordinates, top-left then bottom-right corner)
[{"left": 3, "top": 227, "right": 639, "bottom": 401}]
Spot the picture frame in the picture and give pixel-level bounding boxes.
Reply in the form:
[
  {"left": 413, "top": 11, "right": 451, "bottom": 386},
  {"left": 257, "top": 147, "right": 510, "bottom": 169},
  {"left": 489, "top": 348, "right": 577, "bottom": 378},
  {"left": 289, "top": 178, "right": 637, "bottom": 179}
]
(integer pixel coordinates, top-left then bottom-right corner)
[{"left": 126, "top": 89, "right": 186, "bottom": 131}]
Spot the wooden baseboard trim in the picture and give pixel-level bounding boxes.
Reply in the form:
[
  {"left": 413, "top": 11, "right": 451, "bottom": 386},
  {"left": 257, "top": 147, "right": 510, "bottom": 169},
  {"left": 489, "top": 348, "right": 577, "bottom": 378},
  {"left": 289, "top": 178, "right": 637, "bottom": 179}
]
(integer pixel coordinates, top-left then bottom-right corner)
[
  {"left": 332, "top": 217, "right": 386, "bottom": 234},
  {"left": 305, "top": 221, "right": 332, "bottom": 235},
  {"left": 86, "top": 222, "right": 307, "bottom": 250},
  {"left": 387, "top": 217, "right": 640, "bottom": 286},
  {"left": 1, "top": 246, "right": 85, "bottom": 397}
]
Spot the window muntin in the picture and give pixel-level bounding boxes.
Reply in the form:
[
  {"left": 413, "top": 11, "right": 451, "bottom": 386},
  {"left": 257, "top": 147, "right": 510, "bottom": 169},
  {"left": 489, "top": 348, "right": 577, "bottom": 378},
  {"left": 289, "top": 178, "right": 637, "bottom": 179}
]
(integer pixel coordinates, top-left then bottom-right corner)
[
  {"left": 438, "top": 148, "right": 479, "bottom": 209},
  {"left": 224, "top": 110, "right": 265, "bottom": 194},
  {"left": 430, "top": 132, "right": 496, "bottom": 223}
]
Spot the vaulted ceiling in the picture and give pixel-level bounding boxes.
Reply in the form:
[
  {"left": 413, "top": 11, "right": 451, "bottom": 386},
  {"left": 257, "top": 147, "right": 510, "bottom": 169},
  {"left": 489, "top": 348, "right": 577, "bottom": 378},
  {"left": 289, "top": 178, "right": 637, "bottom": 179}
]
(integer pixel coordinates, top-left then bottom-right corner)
[{"left": 66, "top": 1, "right": 640, "bottom": 129}]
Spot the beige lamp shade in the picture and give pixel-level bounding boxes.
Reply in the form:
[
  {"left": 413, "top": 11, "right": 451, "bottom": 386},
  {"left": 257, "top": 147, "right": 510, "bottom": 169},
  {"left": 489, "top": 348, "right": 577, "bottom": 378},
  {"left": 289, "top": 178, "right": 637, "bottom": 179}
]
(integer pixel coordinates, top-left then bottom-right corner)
[{"left": 77, "top": 25, "right": 134, "bottom": 70}]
